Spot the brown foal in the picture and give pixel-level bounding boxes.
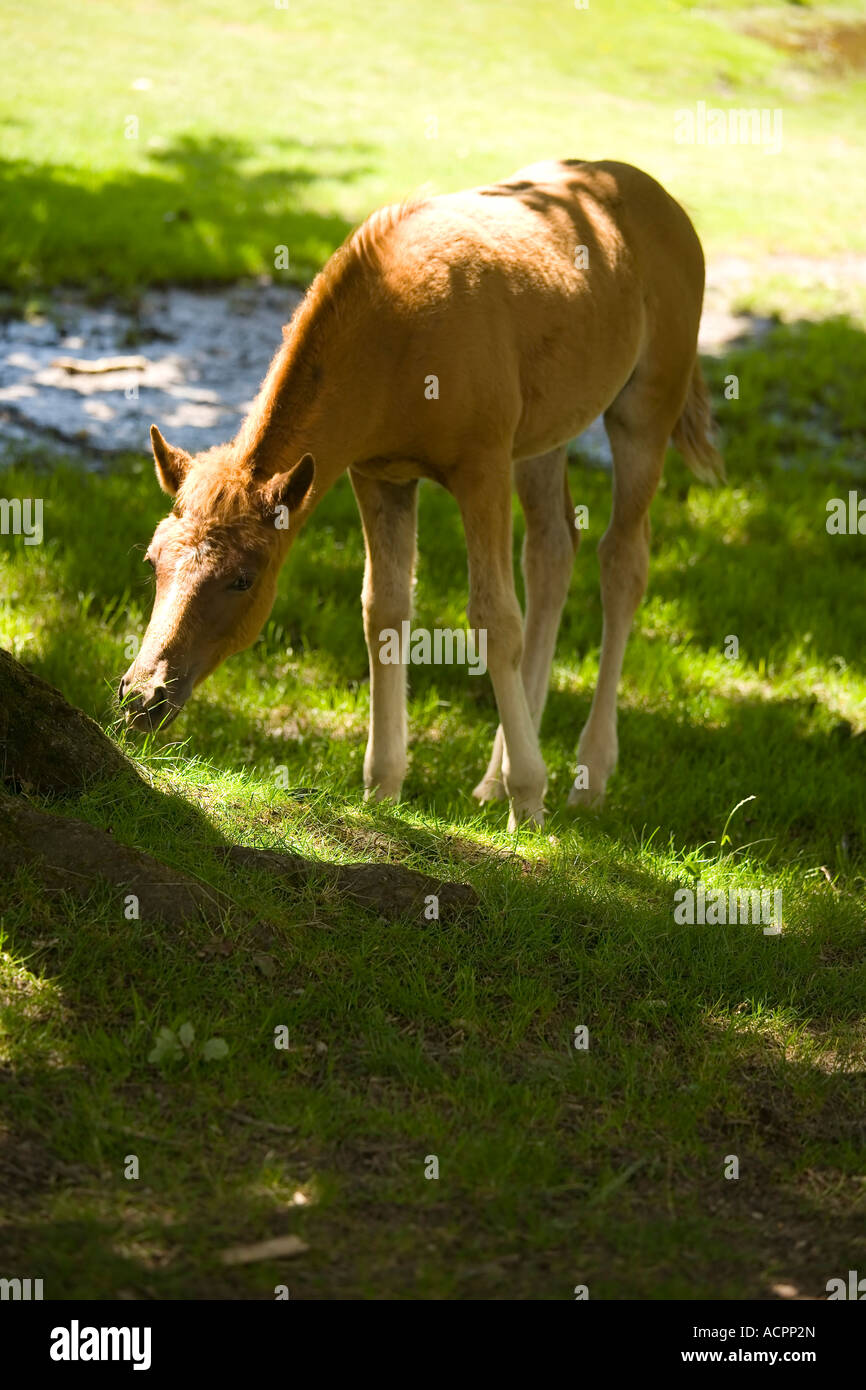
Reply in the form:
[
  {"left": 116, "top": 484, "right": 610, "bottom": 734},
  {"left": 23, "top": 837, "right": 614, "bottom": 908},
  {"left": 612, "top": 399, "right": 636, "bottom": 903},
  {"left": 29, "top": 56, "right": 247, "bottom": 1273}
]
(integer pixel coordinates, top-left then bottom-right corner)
[{"left": 120, "top": 158, "right": 723, "bottom": 828}]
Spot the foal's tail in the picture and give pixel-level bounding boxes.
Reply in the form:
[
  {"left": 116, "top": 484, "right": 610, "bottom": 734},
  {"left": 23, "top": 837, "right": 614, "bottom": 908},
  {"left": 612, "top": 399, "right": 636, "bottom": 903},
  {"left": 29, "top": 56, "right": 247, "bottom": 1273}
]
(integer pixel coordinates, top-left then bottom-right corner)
[{"left": 672, "top": 358, "right": 725, "bottom": 485}]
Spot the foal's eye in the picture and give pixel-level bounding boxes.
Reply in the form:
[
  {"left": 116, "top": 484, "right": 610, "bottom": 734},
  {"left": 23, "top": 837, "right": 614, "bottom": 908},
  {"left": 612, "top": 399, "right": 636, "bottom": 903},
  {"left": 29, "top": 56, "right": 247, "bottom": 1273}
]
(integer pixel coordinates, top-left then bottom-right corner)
[{"left": 229, "top": 572, "right": 254, "bottom": 592}]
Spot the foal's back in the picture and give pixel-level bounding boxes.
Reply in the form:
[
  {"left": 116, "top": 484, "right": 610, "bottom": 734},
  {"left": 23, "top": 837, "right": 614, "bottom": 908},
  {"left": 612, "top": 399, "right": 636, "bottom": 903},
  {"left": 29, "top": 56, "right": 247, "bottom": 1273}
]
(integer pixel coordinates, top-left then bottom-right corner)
[{"left": 373, "top": 159, "right": 706, "bottom": 463}]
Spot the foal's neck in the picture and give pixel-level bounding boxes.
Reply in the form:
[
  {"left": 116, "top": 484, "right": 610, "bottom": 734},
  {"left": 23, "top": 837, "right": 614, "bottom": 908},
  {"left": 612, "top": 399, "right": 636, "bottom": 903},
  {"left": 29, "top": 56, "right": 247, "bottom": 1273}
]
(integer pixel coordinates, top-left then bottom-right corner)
[{"left": 237, "top": 252, "right": 377, "bottom": 495}]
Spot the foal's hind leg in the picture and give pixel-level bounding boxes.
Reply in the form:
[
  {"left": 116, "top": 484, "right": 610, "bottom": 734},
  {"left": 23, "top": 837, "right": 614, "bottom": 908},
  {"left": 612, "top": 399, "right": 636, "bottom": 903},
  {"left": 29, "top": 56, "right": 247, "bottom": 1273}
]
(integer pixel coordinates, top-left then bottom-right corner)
[
  {"left": 568, "top": 378, "right": 678, "bottom": 808},
  {"left": 474, "top": 447, "right": 576, "bottom": 802}
]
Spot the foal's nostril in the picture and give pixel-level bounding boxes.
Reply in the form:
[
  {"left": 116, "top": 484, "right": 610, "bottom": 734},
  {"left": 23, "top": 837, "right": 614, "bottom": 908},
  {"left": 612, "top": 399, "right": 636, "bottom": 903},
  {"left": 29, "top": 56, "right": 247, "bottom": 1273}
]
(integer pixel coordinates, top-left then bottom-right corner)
[
  {"left": 117, "top": 677, "right": 127, "bottom": 704},
  {"left": 145, "top": 686, "right": 170, "bottom": 723}
]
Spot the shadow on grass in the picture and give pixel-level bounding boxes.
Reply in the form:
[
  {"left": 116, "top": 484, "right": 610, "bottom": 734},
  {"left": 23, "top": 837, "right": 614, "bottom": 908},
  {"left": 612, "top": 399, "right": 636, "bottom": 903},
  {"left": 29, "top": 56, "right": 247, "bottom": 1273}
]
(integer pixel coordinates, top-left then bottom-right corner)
[
  {"left": 540, "top": 689, "right": 866, "bottom": 863},
  {"left": 0, "top": 752, "right": 863, "bottom": 1298},
  {"left": 0, "top": 133, "right": 372, "bottom": 296}
]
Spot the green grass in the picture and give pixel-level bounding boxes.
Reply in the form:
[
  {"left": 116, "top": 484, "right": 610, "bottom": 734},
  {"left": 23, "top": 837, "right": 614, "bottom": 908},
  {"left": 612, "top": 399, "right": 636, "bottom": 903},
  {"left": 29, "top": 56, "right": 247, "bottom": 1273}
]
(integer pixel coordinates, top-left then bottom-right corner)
[
  {"left": 1, "top": 0, "right": 865, "bottom": 1303},
  {"left": 1, "top": 315, "right": 865, "bottom": 1298},
  {"left": 2, "top": 0, "right": 866, "bottom": 299}
]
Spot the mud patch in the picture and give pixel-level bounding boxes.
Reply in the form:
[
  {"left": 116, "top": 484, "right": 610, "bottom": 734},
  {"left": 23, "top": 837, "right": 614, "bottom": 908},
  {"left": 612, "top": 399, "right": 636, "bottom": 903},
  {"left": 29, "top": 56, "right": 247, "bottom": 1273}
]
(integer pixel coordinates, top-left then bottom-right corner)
[{"left": 742, "top": 16, "right": 866, "bottom": 74}]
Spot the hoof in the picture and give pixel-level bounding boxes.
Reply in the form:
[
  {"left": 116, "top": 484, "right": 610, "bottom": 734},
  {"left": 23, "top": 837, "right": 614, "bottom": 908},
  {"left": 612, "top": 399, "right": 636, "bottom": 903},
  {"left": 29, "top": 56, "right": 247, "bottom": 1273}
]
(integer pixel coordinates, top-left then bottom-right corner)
[
  {"left": 507, "top": 802, "right": 546, "bottom": 833},
  {"left": 473, "top": 776, "right": 507, "bottom": 803},
  {"left": 364, "top": 782, "right": 403, "bottom": 804},
  {"left": 567, "top": 782, "right": 605, "bottom": 811}
]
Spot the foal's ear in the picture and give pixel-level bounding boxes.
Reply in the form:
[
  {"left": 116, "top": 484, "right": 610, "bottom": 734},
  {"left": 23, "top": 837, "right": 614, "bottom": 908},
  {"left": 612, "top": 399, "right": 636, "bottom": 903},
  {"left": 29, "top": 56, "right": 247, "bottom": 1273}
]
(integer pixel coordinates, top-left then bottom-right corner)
[
  {"left": 260, "top": 453, "right": 316, "bottom": 526},
  {"left": 150, "top": 425, "right": 191, "bottom": 496}
]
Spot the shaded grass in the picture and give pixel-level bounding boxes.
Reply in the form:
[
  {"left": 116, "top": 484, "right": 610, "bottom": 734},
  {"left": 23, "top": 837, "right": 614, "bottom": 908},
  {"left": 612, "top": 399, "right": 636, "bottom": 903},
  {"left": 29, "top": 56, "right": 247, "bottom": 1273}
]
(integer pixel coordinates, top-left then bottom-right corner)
[{"left": 0, "top": 312, "right": 865, "bottom": 1297}]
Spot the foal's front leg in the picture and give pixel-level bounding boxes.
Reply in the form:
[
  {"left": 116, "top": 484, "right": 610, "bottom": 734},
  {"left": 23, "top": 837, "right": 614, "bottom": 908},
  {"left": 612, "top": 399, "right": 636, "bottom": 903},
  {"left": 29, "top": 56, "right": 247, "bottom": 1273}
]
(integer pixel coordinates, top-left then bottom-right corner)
[
  {"left": 349, "top": 470, "right": 418, "bottom": 801},
  {"left": 475, "top": 447, "right": 576, "bottom": 803},
  {"left": 452, "top": 463, "right": 548, "bottom": 831}
]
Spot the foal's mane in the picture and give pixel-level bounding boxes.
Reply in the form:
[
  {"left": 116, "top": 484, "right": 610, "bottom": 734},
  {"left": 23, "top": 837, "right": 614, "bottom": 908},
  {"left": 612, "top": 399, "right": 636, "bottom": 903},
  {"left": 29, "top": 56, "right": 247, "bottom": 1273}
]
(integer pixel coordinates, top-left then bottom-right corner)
[{"left": 236, "top": 197, "right": 427, "bottom": 474}]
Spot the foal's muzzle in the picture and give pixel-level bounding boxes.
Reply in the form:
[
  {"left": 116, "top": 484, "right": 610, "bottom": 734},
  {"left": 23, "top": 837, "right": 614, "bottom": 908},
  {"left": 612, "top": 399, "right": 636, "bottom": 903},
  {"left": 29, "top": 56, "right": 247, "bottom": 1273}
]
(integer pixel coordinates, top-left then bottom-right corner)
[{"left": 118, "top": 674, "right": 184, "bottom": 732}]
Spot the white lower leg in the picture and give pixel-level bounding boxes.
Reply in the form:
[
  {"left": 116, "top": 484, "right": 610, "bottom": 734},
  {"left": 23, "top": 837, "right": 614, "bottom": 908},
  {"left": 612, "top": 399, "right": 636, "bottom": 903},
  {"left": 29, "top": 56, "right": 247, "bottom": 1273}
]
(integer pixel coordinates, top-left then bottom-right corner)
[
  {"left": 492, "top": 665, "right": 548, "bottom": 830},
  {"left": 364, "top": 655, "right": 408, "bottom": 801},
  {"left": 352, "top": 472, "right": 417, "bottom": 804},
  {"left": 474, "top": 608, "right": 562, "bottom": 802}
]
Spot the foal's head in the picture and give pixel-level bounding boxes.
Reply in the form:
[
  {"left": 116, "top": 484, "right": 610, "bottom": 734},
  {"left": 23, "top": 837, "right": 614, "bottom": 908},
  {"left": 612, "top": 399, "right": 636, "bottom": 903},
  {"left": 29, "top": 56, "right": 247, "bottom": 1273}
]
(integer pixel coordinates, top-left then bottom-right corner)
[{"left": 119, "top": 425, "right": 315, "bottom": 732}]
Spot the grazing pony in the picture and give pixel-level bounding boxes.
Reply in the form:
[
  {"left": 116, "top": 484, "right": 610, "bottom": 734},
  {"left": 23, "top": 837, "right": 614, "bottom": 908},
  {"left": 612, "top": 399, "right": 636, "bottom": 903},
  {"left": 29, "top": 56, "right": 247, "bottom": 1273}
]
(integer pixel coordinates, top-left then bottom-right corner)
[{"left": 120, "top": 159, "right": 723, "bottom": 828}]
